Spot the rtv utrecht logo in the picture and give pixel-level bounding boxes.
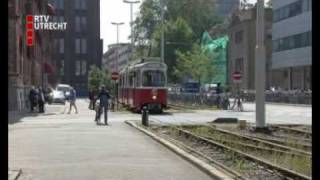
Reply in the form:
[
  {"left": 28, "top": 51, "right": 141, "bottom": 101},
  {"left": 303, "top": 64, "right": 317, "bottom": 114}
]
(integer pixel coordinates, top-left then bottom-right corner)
[{"left": 26, "top": 15, "right": 67, "bottom": 46}]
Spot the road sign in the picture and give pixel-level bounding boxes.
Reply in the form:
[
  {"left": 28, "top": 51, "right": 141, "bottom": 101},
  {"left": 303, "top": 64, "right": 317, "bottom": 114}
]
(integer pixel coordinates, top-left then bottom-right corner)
[
  {"left": 232, "top": 72, "right": 242, "bottom": 83},
  {"left": 111, "top": 72, "right": 119, "bottom": 81}
]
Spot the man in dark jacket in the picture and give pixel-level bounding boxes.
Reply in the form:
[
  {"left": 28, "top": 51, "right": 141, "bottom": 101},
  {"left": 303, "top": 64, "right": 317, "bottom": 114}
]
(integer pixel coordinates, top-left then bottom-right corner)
[
  {"left": 29, "top": 86, "right": 38, "bottom": 112},
  {"left": 88, "top": 90, "right": 96, "bottom": 110},
  {"left": 95, "top": 86, "right": 111, "bottom": 125}
]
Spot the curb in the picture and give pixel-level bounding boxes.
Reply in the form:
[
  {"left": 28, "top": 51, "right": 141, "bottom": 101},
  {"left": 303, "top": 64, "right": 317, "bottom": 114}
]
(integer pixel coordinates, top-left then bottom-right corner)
[
  {"left": 125, "top": 120, "right": 234, "bottom": 180},
  {"left": 8, "top": 169, "right": 22, "bottom": 180}
]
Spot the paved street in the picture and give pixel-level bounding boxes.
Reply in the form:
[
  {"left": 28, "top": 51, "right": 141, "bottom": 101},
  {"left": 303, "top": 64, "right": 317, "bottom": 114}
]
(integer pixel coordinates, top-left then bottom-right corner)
[
  {"left": 9, "top": 99, "right": 213, "bottom": 180},
  {"left": 8, "top": 98, "right": 311, "bottom": 179},
  {"left": 151, "top": 102, "right": 311, "bottom": 125}
]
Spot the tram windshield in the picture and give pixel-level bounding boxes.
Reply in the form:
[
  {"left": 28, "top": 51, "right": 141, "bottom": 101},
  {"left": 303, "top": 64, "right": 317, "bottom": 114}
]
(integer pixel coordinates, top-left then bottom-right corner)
[{"left": 142, "top": 70, "right": 166, "bottom": 87}]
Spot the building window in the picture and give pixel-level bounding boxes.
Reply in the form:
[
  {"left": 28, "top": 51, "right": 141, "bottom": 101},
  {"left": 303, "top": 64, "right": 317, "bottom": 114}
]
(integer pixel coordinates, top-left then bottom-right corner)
[
  {"left": 235, "top": 58, "right": 244, "bottom": 72},
  {"left": 75, "top": 0, "right": 86, "bottom": 10},
  {"left": 59, "top": 38, "right": 64, "bottom": 54},
  {"left": 235, "top": 30, "right": 243, "bottom": 44},
  {"left": 75, "top": 39, "right": 81, "bottom": 54},
  {"left": 60, "top": 59, "right": 64, "bottom": 76},
  {"left": 81, "top": 61, "right": 87, "bottom": 75},
  {"left": 75, "top": 0, "right": 80, "bottom": 9},
  {"left": 53, "top": 38, "right": 58, "bottom": 53},
  {"left": 273, "top": 0, "right": 310, "bottom": 22},
  {"left": 81, "top": 39, "right": 87, "bottom": 54},
  {"left": 81, "top": 0, "right": 87, "bottom": 10},
  {"left": 81, "top": 17, "right": 87, "bottom": 31},
  {"left": 273, "top": 31, "right": 311, "bottom": 52},
  {"left": 75, "top": 16, "right": 87, "bottom": 32},
  {"left": 75, "top": 60, "right": 81, "bottom": 76},
  {"left": 59, "top": 16, "right": 64, "bottom": 22},
  {"left": 75, "top": 16, "right": 80, "bottom": 32}
]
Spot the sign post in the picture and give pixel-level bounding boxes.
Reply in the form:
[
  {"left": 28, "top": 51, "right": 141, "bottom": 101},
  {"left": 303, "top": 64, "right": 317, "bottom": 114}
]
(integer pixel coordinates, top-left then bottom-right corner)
[
  {"left": 232, "top": 71, "right": 243, "bottom": 111},
  {"left": 111, "top": 72, "right": 119, "bottom": 110}
]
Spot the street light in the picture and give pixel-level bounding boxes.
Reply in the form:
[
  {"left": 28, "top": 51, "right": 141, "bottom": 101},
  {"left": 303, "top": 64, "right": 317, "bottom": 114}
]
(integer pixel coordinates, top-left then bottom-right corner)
[
  {"left": 123, "top": 0, "right": 140, "bottom": 46},
  {"left": 111, "top": 22, "right": 125, "bottom": 44},
  {"left": 160, "top": 0, "right": 164, "bottom": 63}
]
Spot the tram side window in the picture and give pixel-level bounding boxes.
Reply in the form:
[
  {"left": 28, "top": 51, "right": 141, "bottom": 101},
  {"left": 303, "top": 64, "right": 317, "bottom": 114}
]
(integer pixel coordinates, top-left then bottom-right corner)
[
  {"left": 120, "top": 75, "right": 123, "bottom": 88},
  {"left": 142, "top": 70, "right": 165, "bottom": 87},
  {"left": 129, "top": 72, "right": 135, "bottom": 87},
  {"left": 136, "top": 70, "right": 141, "bottom": 87}
]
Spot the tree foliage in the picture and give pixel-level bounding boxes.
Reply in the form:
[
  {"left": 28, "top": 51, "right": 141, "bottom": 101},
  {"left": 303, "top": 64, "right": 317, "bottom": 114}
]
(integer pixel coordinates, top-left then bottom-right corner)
[
  {"left": 175, "top": 44, "right": 215, "bottom": 85},
  {"left": 88, "top": 65, "right": 112, "bottom": 93},
  {"left": 151, "top": 17, "right": 193, "bottom": 82},
  {"left": 133, "top": 0, "right": 221, "bottom": 83}
]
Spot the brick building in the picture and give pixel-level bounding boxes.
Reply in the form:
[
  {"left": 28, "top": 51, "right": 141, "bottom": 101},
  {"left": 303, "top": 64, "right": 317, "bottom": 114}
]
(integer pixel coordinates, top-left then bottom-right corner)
[{"left": 8, "top": 0, "right": 56, "bottom": 111}]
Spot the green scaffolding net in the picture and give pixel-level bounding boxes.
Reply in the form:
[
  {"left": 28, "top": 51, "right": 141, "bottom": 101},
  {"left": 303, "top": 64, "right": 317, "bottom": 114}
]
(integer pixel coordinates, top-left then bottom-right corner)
[{"left": 201, "top": 32, "right": 229, "bottom": 87}]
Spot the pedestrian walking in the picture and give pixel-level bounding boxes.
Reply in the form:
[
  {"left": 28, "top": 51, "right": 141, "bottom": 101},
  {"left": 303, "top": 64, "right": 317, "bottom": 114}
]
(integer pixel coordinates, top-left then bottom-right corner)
[
  {"left": 95, "top": 86, "right": 111, "bottom": 125},
  {"left": 28, "top": 86, "right": 38, "bottom": 112},
  {"left": 68, "top": 87, "right": 78, "bottom": 114},
  {"left": 88, "top": 90, "right": 96, "bottom": 110},
  {"left": 37, "top": 86, "right": 45, "bottom": 113}
]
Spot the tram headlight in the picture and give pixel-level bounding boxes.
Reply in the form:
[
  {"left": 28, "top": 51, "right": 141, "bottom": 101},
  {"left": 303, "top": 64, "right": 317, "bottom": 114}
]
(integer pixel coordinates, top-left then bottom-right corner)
[{"left": 152, "top": 95, "right": 157, "bottom": 100}]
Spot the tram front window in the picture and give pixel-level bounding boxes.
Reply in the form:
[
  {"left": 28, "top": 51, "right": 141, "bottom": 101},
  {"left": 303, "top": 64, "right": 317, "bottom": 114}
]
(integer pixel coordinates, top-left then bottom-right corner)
[{"left": 142, "top": 70, "right": 165, "bottom": 87}]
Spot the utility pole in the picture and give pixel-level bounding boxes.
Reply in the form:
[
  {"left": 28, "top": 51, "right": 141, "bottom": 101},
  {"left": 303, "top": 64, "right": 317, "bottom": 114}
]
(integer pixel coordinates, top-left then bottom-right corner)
[
  {"left": 111, "top": 22, "right": 125, "bottom": 44},
  {"left": 160, "top": 0, "right": 164, "bottom": 62},
  {"left": 255, "top": 0, "right": 266, "bottom": 129}
]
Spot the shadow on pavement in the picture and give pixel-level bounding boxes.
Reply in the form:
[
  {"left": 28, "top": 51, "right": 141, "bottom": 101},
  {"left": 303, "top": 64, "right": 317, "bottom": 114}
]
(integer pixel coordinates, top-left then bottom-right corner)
[
  {"left": 9, "top": 111, "right": 61, "bottom": 125},
  {"left": 8, "top": 112, "right": 39, "bottom": 125}
]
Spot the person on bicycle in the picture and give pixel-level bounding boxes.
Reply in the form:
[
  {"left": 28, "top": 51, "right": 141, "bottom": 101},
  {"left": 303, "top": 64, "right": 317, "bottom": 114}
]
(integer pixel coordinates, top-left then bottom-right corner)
[{"left": 95, "top": 86, "right": 111, "bottom": 125}]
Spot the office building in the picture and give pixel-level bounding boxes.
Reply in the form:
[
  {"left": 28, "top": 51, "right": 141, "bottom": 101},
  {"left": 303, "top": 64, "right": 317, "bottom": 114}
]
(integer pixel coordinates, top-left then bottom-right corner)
[
  {"left": 49, "top": 0, "right": 103, "bottom": 95},
  {"left": 271, "top": 0, "right": 312, "bottom": 90}
]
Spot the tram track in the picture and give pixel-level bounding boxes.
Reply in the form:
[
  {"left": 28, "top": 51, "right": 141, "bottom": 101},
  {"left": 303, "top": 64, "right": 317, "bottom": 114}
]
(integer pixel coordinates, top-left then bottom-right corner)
[{"left": 150, "top": 125, "right": 311, "bottom": 180}]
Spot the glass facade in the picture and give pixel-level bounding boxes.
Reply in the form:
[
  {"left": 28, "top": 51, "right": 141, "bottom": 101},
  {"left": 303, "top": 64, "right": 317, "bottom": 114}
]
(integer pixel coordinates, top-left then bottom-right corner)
[
  {"left": 273, "top": 0, "right": 311, "bottom": 22},
  {"left": 273, "top": 31, "right": 311, "bottom": 52}
]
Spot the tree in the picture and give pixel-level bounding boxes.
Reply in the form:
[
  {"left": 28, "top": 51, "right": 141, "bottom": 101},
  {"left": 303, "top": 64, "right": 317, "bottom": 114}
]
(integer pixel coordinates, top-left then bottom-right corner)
[
  {"left": 175, "top": 44, "right": 215, "bottom": 86},
  {"left": 151, "top": 17, "right": 193, "bottom": 82},
  {"left": 134, "top": 0, "right": 221, "bottom": 43},
  {"left": 88, "top": 65, "right": 112, "bottom": 93}
]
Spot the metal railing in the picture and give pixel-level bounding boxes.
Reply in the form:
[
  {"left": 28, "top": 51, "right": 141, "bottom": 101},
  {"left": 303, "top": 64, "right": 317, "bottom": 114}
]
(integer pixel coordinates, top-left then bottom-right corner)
[{"left": 168, "top": 91, "right": 312, "bottom": 106}]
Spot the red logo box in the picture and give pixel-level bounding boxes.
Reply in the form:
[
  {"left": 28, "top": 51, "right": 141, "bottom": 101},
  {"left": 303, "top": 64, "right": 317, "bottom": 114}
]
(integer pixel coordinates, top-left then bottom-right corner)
[
  {"left": 26, "top": 15, "right": 33, "bottom": 22},
  {"left": 26, "top": 23, "right": 33, "bottom": 29},
  {"left": 26, "top": 30, "right": 33, "bottom": 37},
  {"left": 27, "top": 38, "right": 34, "bottom": 46}
]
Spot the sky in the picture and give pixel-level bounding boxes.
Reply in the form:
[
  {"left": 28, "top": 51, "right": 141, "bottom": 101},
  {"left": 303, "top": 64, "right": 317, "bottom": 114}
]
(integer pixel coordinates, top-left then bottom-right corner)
[{"left": 100, "top": 0, "right": 265, "bottom": 53}]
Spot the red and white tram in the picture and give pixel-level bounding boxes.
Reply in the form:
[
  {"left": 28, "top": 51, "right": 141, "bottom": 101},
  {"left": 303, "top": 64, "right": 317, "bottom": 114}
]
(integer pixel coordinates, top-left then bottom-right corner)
[{"left": 118, "top": 57, "right": 167, "bottom": 113}]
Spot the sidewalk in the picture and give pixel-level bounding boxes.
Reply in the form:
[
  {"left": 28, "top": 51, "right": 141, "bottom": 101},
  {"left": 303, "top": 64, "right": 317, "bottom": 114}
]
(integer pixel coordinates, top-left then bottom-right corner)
[{"left": 9, "top": 99, "right": 213, "bottom": 180}]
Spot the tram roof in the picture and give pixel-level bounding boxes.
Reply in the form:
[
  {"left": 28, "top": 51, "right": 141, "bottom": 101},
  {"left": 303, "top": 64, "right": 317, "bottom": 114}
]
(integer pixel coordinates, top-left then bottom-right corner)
[{"left": 121, "top": 57, "right": 167, "bottom": 72}]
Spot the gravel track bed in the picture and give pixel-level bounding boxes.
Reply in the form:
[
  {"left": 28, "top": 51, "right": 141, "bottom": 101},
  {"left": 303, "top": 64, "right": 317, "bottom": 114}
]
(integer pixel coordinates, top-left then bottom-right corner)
[{"left": 151, "top": 127, "right": 287, "bottom": 180}]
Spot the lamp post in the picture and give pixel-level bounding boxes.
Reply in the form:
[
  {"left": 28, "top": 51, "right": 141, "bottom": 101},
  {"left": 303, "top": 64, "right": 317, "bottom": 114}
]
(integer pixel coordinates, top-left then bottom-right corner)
[
  {"left": 255, "top": 0, "right": 267, "bottom": 130},
  {"left": 123, "top": 0, "right": 140, "bottom": 46},
  {"left": 111, "top": 22, "right": 125, "bottom": 44},
  {"left": 123, "top": 0, "right": 140, "bottom": 62},
  {"left": 160, "top": 0, "right": 164, "bottom": 63}
]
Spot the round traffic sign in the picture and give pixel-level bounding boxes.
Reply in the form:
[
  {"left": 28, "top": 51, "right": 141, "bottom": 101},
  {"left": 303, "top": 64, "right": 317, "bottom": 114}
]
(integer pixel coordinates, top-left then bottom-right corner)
[
  {"left": 111, "top": 72, "right": 119, "bottom": 80},
  {"left": 232, "top": 72, "right": 242, "bottom": 80}
]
